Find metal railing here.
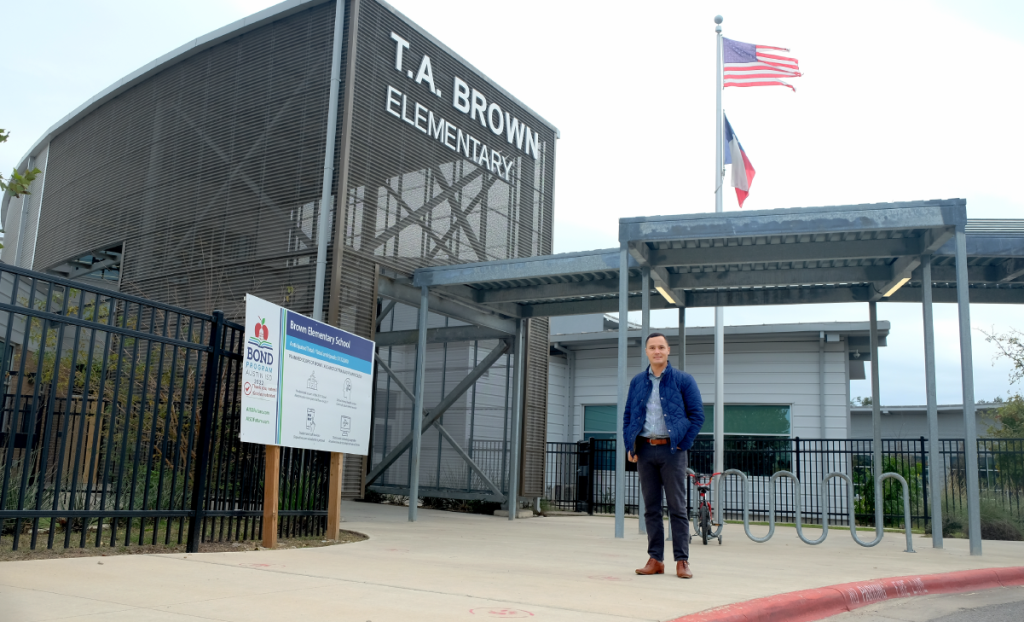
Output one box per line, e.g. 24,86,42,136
545,437,1024,531
0,264,329,552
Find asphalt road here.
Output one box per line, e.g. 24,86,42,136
821,585,1024,621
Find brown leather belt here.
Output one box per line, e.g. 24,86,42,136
640,437,669,446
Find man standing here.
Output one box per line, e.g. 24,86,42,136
624,332,705,579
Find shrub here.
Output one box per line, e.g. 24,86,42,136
853,456,924,527
934,482,1024,541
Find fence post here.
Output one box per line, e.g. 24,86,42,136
587,440,596,515
920,436,928,532
187,311,224,554
794,436,801,480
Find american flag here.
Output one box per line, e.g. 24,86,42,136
723,37,801,91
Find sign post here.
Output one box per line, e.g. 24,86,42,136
327,453,345,539
241,294,374,546
262,446,280,548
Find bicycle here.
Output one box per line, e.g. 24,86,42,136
688,472,722,545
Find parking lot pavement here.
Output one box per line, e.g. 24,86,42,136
2,501,1023,622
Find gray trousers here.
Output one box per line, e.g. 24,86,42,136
636,442,689,561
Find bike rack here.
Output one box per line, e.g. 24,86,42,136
696,469,915,552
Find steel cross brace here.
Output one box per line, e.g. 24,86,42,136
375,300,397,330
365,340,511,496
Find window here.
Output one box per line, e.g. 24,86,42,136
692,405,791,476
583,405,623,472
585,404,792,438
697,404,791,437
583,405,616,441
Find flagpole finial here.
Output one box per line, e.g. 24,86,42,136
715,15,722,33
714,15,723,24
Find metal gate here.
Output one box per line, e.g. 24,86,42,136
0,264,329,552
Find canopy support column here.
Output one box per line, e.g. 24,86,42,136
667,306,685,543
954,227,982,555
921,253,942,548
507,318,526,520
409,285,429,521
869,301,883,535
639,266,650,534
615,245,628,538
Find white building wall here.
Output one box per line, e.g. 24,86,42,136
546,335,850,443
850,409,1000,439
547,356,567,442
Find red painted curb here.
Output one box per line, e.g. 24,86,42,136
670,566,1024,622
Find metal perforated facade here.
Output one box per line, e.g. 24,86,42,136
9,0,556,500
34,3,339,319
331,0,555,497
335,0,555,273
521,317,550,496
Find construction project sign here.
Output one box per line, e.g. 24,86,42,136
239,294,374,455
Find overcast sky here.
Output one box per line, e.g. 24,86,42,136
3,0,1022,407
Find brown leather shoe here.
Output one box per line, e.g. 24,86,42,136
676,560,693,579
635,558,665,575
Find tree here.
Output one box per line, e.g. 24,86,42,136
0,128,42,198
979,328,1024,495
987,394,1024,438
981,327,1024,387
981,327,1024,433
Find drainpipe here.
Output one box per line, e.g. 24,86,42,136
819,331,826,438
313,0,347,322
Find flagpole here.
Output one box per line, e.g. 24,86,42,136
713,15,725,524
715,15,724,216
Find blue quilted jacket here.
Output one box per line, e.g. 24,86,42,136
622,361,705,454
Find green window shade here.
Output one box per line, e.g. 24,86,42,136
699,405,791,436
584,405,617,433
699,407,714,435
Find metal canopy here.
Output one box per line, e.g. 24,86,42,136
398,199,1023,550
409,200,1024,323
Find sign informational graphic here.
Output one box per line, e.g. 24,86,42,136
240,294,374,455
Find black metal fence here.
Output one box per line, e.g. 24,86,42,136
0,264,329,552
545,437,1024,531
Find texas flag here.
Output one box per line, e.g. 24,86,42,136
723,114,755,208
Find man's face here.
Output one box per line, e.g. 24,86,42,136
646,336,670,367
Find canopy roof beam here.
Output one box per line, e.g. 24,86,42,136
377,275,517,333
628,242,682,306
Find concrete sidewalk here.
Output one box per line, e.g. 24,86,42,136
2,501,1022,622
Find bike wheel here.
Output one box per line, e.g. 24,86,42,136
699,505,710,545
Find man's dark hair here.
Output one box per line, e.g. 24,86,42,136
645,332,669,346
